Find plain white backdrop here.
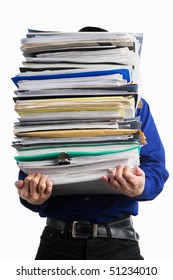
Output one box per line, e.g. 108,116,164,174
0,0,172,261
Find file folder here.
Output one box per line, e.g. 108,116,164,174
12,68,131,88
11,28,144,196
16,144,140,195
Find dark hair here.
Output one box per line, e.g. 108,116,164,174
78,26,112,46
78,26,108,32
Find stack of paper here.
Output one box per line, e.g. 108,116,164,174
11,29,145,195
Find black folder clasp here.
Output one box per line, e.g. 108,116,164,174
57,152,71,165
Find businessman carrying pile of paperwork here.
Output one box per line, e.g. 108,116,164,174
14,26,169,260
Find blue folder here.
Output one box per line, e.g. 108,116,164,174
11,68,131,88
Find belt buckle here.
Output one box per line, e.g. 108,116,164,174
72,221,98,238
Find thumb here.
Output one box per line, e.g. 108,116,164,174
131,167,144,176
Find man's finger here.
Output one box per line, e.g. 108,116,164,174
15,180,24,189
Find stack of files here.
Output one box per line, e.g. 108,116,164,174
11,29,146,195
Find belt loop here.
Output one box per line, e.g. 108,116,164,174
92,224,98,238
62,221,71,238
103,223,112,239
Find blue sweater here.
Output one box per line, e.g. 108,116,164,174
18,98,169,223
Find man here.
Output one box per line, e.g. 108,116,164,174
15,27,169,260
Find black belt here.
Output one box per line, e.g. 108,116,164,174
46,216,139,241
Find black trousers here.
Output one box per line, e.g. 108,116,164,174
35,226,144,260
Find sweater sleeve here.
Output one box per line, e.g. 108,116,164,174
135,98,169,201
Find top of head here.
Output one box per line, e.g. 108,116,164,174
78,26,108,32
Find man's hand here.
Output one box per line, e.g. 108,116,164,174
15,173,53,205
102,165,145,197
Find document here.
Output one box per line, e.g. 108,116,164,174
14,128,146,145
16,144,140,194
21,30,143,55
13,117,141,134
11,28,144,196
14,95,136,120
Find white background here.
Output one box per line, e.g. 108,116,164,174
0,0,172,261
